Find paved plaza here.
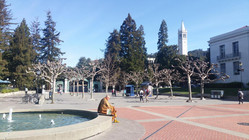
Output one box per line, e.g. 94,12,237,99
0,91,249,140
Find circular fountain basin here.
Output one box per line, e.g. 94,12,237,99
0,109,112,140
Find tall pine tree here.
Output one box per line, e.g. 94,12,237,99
156,45,179,69
105,29,121,64
0,0,13,79
7,19,36,89
30,18,41,63
40,11,64,63
119,13,147,72
157,20,168,50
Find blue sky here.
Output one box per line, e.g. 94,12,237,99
9,0,249,67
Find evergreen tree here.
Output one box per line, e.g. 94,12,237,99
156,45,178,69
0,0,13,79
134,25,147,69
40,11,64,63
76,57,91,68
119,13,147,72
104,29,121,64
157,20,168,50
30,18,41,63
7,19,36,89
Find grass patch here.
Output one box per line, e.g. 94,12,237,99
157,87,245,97
0,88,19,93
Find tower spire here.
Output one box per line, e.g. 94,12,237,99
181,21,186,31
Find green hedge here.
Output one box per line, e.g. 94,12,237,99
205,82,243,88
0,88,19,93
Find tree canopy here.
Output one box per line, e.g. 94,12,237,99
40,11,64,63
0,0,13,79
119,13,147,73
6,19,35,89
157,20,168,50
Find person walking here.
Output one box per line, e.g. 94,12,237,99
238,89,244,104
139,89,144,102
145,88,149,102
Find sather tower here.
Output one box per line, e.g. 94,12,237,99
178,21,188,55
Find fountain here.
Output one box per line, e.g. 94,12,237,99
2,113,6,119
50,119,55,125
7,108,13,122
0,109,112,140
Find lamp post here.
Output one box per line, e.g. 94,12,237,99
36,70,41,94
239,62,244,88
13,80,15,88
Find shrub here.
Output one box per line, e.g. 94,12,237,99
205,82,242,88
0,88,19,93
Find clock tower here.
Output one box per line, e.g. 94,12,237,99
178,21,188,55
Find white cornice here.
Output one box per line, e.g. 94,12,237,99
208,26,249,44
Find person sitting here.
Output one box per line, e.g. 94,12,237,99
97,95,119,123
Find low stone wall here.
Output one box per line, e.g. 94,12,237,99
0,109,112,140
0,91,36,97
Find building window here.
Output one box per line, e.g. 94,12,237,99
232,41,239,56
220,63,226,74
179,34,182,38
219,45,225,59
233,61,240,75
183,34,186,38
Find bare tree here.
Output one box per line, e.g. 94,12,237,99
147,64,165,99
64,67,76,96
118,71,129,94
27,59,66,103
193,60,229,100
100,54,120,93
87,60,104,100
75,66,88,99
174,57,195,102
127,71,144,96
162,69,181,97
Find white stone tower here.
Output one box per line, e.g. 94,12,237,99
178,21,188,55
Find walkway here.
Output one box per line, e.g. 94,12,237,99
0,92,248,140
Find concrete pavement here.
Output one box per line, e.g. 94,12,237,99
0,91,248,140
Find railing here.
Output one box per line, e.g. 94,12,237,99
217,52,241,61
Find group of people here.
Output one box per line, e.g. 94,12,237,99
97,88,244,124
139,88,150,102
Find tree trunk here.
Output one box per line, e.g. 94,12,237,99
105,84,109,93
82,80,85,99
77,81,79,96
51,79,56,104
187,74,192,102
200,79,205,100
73,81,75,96
169,81,173,97
155,83,159,99
90,78,94,99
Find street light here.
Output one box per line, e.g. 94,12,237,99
239,62,244,88
36,70,41,94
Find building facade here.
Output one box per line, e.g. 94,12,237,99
209,26,249,86
178,21,188,55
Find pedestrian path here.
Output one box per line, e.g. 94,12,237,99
0,92,248,139
115,103,249,140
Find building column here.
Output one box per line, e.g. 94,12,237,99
64,78,68,93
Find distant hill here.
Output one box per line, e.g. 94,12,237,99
188,49,209,61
